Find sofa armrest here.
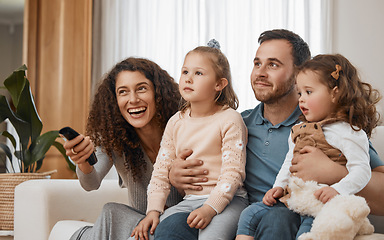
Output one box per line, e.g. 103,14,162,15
371,126,384,161
368,215,384,234
14,179,127,240
369,126,384,234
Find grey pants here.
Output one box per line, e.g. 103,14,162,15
71,196,248,240
70,202,148,240
158,196,248,240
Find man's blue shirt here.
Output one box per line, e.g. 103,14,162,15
242,103,383,204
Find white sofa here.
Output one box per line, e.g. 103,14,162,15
13,179,127,240
12,126,384,240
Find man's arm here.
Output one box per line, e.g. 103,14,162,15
290,146,347,184
290,146,384,215
357,166,384,215
169,149,208,194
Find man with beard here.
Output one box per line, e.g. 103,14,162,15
155,29,384,240
236,29,309,239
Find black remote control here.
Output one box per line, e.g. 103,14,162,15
59,127,98,165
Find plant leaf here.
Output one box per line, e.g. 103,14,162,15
1,130,17,149
0,143,13,163
0,143,15,173
29,130,61,166
4,65,27,107
0,95,32,149
34,157,44,172
15,149,30,172
15,80,43,143
52,141,76,172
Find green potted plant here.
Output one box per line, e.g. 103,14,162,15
0,64,75,173
0,65,75,230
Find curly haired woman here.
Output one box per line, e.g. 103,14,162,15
63,57,183,240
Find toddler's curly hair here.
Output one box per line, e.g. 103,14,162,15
298,54,381,137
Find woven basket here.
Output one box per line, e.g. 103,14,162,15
0,170,57,230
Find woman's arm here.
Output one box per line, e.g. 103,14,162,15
63,134,114,191
76,146,113,191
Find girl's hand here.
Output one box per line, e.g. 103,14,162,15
314,186,339,203
263,187,284,206
187,204,216,229
131,211,160,240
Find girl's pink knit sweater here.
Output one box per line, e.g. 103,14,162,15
147,106,247,214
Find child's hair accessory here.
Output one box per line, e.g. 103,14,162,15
207,39,221,49
331,64,342,80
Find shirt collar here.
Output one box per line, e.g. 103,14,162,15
254,103,301,127
253,103,265,125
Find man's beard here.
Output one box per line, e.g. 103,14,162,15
253,74,296,104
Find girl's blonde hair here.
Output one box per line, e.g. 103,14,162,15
180,46,239,112
298,54,381,137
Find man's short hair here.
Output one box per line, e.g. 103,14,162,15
258,29,311,67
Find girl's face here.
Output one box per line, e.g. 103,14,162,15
115,71,157,129
296,70,338,122
179,52,221,105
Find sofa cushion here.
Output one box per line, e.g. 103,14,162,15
48,220,93,240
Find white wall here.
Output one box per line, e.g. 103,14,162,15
332,0,384,122
1,1,383,120
0,23,23,95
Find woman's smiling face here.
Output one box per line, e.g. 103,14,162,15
115,70,157,129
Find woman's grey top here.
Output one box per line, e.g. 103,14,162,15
76,146,182,213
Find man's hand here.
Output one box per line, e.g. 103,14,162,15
187,204,216,229
290,146,347,184
263,187,284,206
169,149,208,193
131,211,160,240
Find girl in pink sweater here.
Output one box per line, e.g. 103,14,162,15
131,39,248,240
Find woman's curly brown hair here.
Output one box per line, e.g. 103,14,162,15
86,57,180,179
298,54,381,137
